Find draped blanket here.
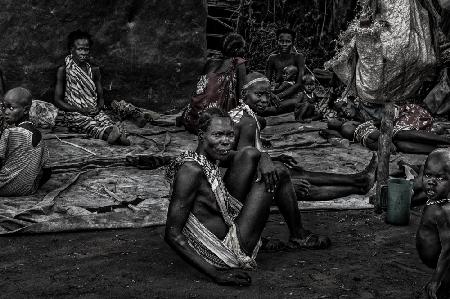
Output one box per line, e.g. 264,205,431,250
64,55,97,111
166,151,259,269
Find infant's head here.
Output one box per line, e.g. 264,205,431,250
282,65,298,82
302,74,316,93
422,149,450,202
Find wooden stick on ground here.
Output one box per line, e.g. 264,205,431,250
375,101,395,213
55,135,96,156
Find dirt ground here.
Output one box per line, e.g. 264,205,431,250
1,209,449,299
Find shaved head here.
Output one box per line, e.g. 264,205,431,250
426,148,450,168
4,87,32,108
284,65,298,74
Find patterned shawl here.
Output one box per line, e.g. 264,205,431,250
228,101,265,152
166,151,254,269
64,55,97,111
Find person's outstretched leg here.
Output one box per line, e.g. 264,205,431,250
395,130,450,145
272,162,331,248
299,185,365,201
262,98,298,116
290,153,377,187
226,149,330,253
319,129,344,139
394,141,437,155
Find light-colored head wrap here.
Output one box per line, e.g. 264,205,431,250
242,72,270,91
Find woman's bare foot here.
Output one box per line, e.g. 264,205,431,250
356,153,378,193
288,231,331,250
107,126,121,145
119,133,131,146
349,153,377,193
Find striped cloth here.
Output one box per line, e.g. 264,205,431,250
64,54,97,111
63,110,115,140
0,127,49,196
62,54,116,140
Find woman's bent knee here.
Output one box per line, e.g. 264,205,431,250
274,162,291,180
239,146,261,162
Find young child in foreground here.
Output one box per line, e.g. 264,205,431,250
294,74,322,122
0,87,51,196
416,149,450,299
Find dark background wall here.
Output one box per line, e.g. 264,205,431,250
0,0,207,112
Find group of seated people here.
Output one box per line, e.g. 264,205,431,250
167,74,450,297
0,27,448,297
0,30,160,196
173,29,450,296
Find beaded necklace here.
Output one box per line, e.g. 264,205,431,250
426,198,450,206
18,121,33,126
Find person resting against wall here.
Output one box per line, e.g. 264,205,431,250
165,108,330,286
415,149,450,299
181,33,247,134
320,105,450,155
228,72,377,201
54,30,157,145
264,28,305,115
0,87,51,196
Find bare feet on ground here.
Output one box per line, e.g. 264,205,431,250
107,125,121,145
119,133,131,146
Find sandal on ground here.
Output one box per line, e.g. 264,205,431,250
287,231,331,250
260,237,287,252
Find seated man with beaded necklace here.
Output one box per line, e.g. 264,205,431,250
165,108,330,286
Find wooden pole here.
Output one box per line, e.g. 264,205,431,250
375,101,395,213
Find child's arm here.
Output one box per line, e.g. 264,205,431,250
427,210,450,298
273,82,291,94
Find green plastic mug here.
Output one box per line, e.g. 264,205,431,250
386,178,414,225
